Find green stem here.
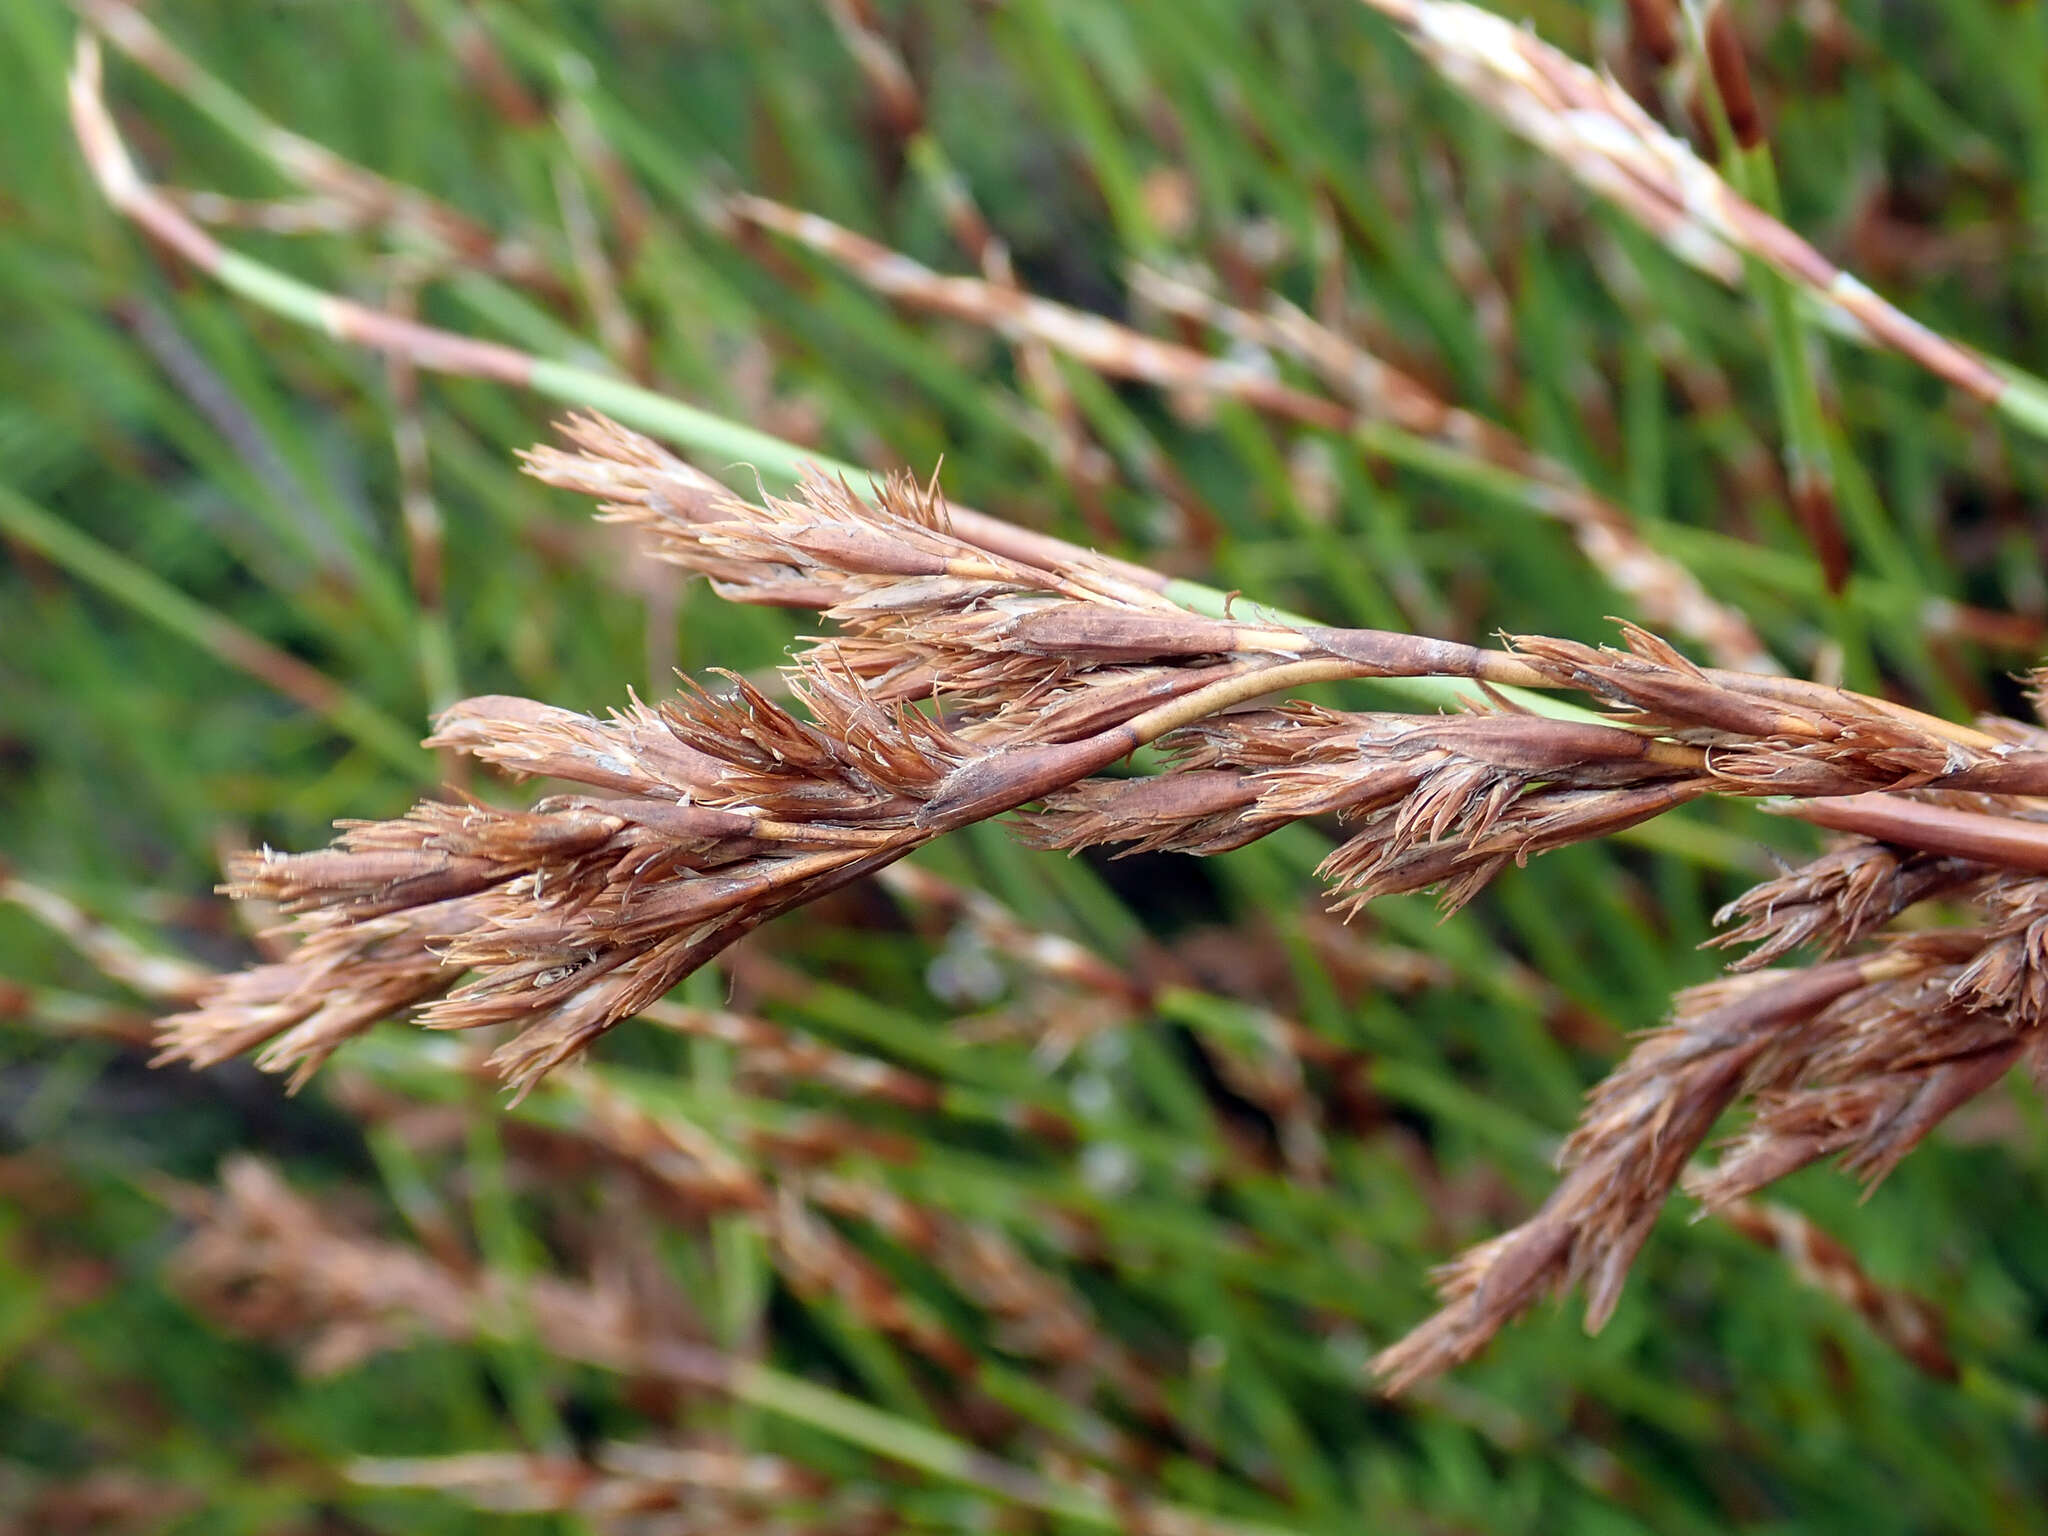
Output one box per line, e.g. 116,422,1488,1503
216,241,1612,726
0,482,425,774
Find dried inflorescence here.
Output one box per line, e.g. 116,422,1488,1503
161,415,1556,1096
172,1152,1252,1535
1372,953,1915,1388
1022,703,1709,914
58,0,2048,1447
163,415,2048,1391
1376,868,2048,1387
1028,620,2048,933
1709,842,1989,969
170,1155,657,1378
163,678,946,1096
723,190,1779,675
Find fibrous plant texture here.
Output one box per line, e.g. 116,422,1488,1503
162,410,2048,1388
15,0,2048,1529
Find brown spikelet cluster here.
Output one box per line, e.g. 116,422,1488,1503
159,413,2048,1392
169,1155,645,1377
46,0,2048,1502
1026,622,2048,918
169,1150,1249,1534
159,414,1550,1097
720,191,1778,675
1374,887,2048,1389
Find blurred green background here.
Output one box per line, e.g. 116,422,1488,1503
5,0,2048,1530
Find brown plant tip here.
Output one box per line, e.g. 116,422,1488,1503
1377,875,2048,1390
1372,955,1910,1392
1621,0,1680,68
1719,1201,1956,1382
1710,841,1987,970
1509,624,2048,796
1701,1,1766,151
155,410,2048,1400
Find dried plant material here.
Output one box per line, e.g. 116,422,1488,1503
719,194,1352,433
1373,952,1939,1390
175,1159,1258,1536
1130,265,1779,674
170,418,1633,1092
519,414,1183,658
555,1072,982,1377
1710,841,1986,969
1773,794,2048,873
1687,885,2048,1204
68,36,545,389
350,1443,838,1531
1028,621,2048,923
0,867,210,1004
1380,889,2048,1389
163,413,2048,1390
1718,1201,1954,1381
1352,0,2033,421
174,677,960,1097
51,0,2048,1483
158,897,495,1089
726,191,1775,671
78,12,2048,1393
73,0,559,292
363,1028,1162,1417
173,1156,608,1375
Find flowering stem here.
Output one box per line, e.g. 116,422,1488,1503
67,32,1615,734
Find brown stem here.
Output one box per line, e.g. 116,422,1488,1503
1772,795,2048,873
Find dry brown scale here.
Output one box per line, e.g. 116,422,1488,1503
154,414,2048,1389
51,0,2048,1429
174,1153,1243,1533
723,192,1777,675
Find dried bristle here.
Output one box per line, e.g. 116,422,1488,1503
166,414,2048,1393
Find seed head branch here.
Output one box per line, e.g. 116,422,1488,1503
160,406,2048,1392
723,192,1775,672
